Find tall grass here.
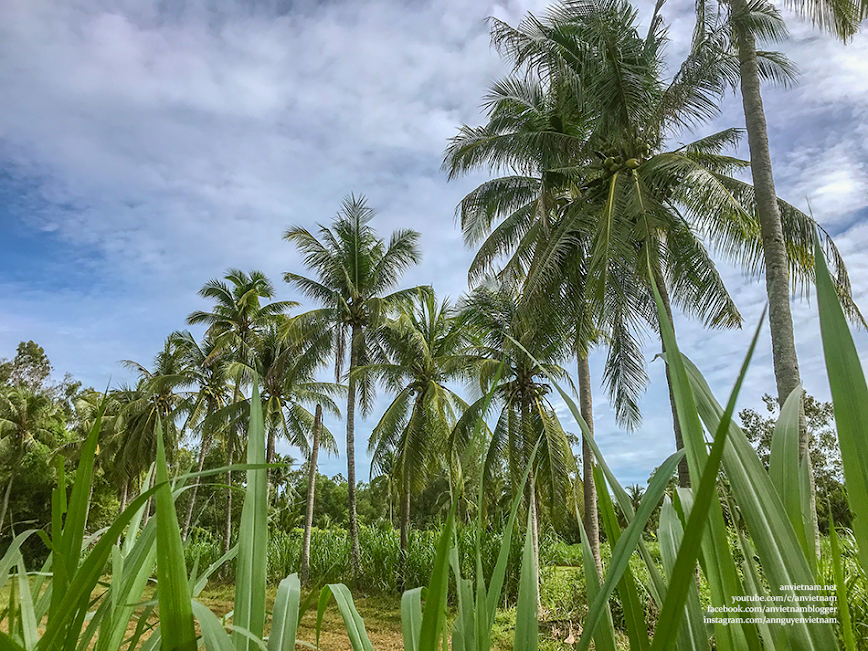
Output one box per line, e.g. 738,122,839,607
2,235,866,651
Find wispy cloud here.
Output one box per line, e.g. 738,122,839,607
1,0,867,484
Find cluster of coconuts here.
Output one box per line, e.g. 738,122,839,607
601,141,652,175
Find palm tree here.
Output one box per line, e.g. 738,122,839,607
449,0,859,495
694,0,864,545
0,386,62,534
169,330,233,540
283,194,422,573
230,320,341,487
187,269,295,555
118,339,187,524
355,290,474,587
454,284,577,595
300,403,323,587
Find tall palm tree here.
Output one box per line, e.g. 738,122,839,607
694,0,864,543
0,386,62,533
355,290,474,587
187,269,295,555
169,330,233,540
283,194,422,573
449,0,859,496
454,284,577,593
118,339,187,524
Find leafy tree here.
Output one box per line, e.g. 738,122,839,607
283,194,422,573
0,386,64,533
1,341,53,391
740,393,850,532
187,269,294,554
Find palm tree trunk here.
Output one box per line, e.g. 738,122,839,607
732,0,818,550
0,475,14,535
182,430,211,540
346,324,362,575
120,479,129,514
520,399,541,613
651,260,691,488
577,354,603,577
301,404,323,587
398,468,411,593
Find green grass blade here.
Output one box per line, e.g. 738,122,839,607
0,532,40,593
575,497,616,651
317,584,374,651
448,545,474,651
15,557,37,651
0,630,27,651
191,546,239,598
798,458,818,575
268,573,301,651
192,600,234,651
649,306,763,651
154,417,197,651
513,506,538,651
684,354,837,650
575,450,684,651
593,467,649,651
814,236,868,571
401,588,424,651
234,379,269,651
828,512,855,651
769,385,811,562
418,500,457,651
657,498,709,651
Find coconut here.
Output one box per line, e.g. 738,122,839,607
626,158,640,169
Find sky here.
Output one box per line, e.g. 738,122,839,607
2,0,868,488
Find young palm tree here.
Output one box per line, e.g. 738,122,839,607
0,386,62,533
300,403,323,587
118,339,187,524
283,194,422,573
355,290,473,587
187,269,294,554
168,330,233,540
454,284,577,594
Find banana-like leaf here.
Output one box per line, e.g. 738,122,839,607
154,418,197,651
234,380,269,651
814,235,868,571
268,574,301,651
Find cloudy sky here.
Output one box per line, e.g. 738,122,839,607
2,0,867,487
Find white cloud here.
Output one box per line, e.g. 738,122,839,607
1,0,868,485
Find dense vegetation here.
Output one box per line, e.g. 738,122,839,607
2,0,868,650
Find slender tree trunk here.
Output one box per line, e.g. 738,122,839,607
182,430,211,540
651,261,691,488
577,354,603,577
520,399,541,612
120,479,129,514
0,475,14,535
301,404,323,587
732,0,818,550
346,324,362,575
398,469,411,593
224,383,242,558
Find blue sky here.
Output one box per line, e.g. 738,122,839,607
2,0,868,487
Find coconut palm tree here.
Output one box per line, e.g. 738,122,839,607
229,320,341,485
300,403,323,587
0,386,63,534
355,290,474,587
118,339,187,524
454,284,577,597
187,269,295,554
169,330,233,540
283,194,422,573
